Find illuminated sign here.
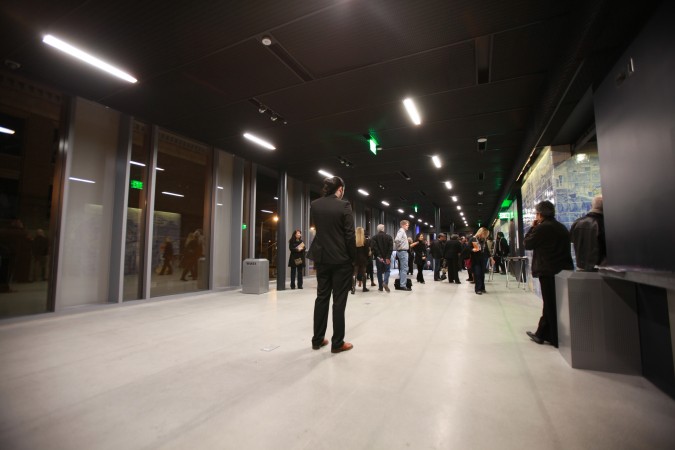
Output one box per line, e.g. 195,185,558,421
130,180,143,190
242,224,247,230
499,212,513,219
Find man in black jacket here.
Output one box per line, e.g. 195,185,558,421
371,224,394,292
430,233,447,281
493,231,509,274
308,176,356,354
524,200,574,347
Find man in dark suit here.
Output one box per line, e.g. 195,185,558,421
524,200,574,348
308,176,356,354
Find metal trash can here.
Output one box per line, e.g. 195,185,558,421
242,259,269,294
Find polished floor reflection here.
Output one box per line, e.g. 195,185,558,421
1,271,674,449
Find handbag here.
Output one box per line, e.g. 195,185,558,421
294,257,303,266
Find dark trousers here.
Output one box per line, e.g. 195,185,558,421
433,258,442,280
313,263,352,350
416,261,425,282
494,255,506,274
448,258,460,283
290,265,303,288
473,259,485,292
535,275,558,347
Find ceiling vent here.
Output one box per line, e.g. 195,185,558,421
478,172,485,181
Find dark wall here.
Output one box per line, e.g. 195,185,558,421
594,2,675,271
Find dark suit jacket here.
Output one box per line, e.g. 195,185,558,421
308,194,355,264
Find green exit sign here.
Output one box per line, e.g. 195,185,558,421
242,223,247,230
499,212,513,219
130,179,143,190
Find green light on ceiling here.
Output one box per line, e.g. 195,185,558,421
501,199,512,208
130,179,143,190
242,223,247,230
414,204,419,213
368,137,378,155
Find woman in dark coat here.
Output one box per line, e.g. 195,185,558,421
443,234,462,284
470,227,492,295
288,229,305,289
411,232,427,283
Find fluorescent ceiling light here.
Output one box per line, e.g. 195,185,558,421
381,201,390,206
358,189,369,196
417,219,422,223
431,155,441,168
318,169,334,177
424,222,428,225
155,167,164,171
161,191,184,197
130,160,145,167
69,177,95,184
451,196,458,202
0,126,16,135
260,210,274,214
477,137,488,143
430,225,434,228
398,209,404,213
42,35,137,83
445,181,452,189
460,212,464,216
217,186,224,190
403,98,421,125
274,196,278,200
457,206,461,210
216,203,223,206
243,132,276,150
409,214,414,219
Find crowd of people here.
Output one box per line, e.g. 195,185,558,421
304,176,605,356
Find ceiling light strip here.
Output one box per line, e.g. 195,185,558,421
42,35,137,83
243,132,276,150
402,98,421,125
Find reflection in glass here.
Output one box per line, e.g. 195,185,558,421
150,130,210,297
123,121,151,300
0,104,57,317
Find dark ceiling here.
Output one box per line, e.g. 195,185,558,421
0,0,662,231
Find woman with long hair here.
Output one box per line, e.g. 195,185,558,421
288,229,305,289
470,227,492,295
411,232,427,283
352,227,369,293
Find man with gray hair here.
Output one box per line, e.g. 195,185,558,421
570,195,606,271
370,224,393,292
393,220,411,290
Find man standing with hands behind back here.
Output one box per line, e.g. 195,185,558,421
524,200,574,348
308,176,356,354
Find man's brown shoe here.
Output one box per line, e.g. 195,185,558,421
312,339,329,350
331,342,353,354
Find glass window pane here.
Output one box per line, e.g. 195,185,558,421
123,121,151,301
0,104,60,317
151,130,210,297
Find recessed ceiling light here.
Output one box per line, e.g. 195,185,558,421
129,161,145,167
260,209,273,213
398,209,404,213
457,206,461,210
261,36,272,46
402,98,421,125
424,222,428,225
161,191,184,197
42,34,137,83
409,214,414,219
381,201,390,206
477,137,487,143
445,181,452,189
358,189,369,196
451,196,458,202
431,155,441,168
460,212,464,216
69,177,95,184
318,169,334,177
243,132,275,150
0,126,16,135
417,219,422,223
217,186,224,190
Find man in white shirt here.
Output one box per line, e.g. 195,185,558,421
394,220,411,290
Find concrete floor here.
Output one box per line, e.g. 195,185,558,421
1,270,674,449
